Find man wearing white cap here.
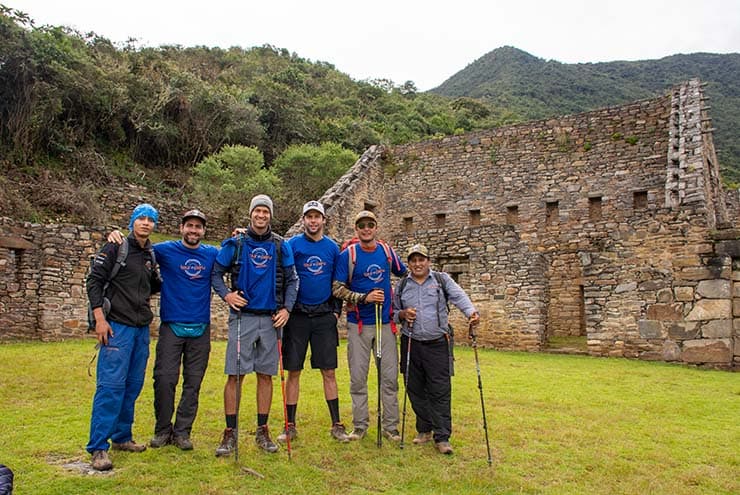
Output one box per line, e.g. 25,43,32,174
278,201,350,444
211,194,299,455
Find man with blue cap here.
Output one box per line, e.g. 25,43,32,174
86,203,162,471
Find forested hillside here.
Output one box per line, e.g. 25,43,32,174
2,6,737,229
0,7,500,228
432,46,740,183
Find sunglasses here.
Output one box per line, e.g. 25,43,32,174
356,222,376,229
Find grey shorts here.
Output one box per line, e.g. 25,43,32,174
224,312,278,376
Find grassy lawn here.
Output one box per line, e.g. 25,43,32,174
0,339,737,494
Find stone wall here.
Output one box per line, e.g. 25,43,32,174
0,218,231,341
308,79,738,369
3,80,737,369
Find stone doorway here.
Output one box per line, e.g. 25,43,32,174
545,253,588,353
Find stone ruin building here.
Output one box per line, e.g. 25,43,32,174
293,78,739,369
1,79,738,369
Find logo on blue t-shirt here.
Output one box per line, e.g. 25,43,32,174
250,248,272,268
305,255,326,274
181,258,207,278
364,263,385,282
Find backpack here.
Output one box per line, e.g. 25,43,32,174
87,238,158,331
343,238,398,333
87,239,129,331
397,270,456,375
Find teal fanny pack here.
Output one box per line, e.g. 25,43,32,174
169,322,207,338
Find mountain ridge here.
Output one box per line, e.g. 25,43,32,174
430,47,740,182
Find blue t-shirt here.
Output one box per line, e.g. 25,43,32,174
215,235,295,311
154,240,218,324
287,234,339,306
334,242,406,324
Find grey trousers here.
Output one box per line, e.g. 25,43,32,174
346,322,399,432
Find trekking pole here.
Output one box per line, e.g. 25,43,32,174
235,309,241,463
375,302,383,448
469,322,492,466
276,326,292,460
399,319,413,449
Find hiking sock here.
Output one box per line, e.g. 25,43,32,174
287,404,297,424
327,398,340,424
226,415,237,429
257,413,269,427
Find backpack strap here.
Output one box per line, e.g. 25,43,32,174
106,238,129,290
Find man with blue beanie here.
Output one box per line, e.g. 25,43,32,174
212,194,299,455
86,203,162,471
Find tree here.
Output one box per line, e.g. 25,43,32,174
272,142,357,230
191,145,280,229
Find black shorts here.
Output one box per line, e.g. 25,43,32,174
282,312,338,371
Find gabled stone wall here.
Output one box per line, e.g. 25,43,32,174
300,79,738,369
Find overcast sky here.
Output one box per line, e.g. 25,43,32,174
7,0,740,91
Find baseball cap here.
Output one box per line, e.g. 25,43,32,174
182,209,207,225
407,243,429,259
354,210,377,225
302,200,325,217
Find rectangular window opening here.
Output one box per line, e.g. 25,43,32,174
469,209,481,226
506,205,518,225
588,196,602,221
633,191,648,210
403,217,413,234
435,213,446,228
546,201,559,225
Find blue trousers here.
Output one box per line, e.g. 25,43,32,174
87,321,150,453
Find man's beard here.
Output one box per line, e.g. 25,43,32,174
183,234,200,247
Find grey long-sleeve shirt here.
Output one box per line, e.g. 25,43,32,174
392,270,477,341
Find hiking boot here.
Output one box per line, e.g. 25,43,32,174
347,428,366,441
382,429,402,442
412,431,433,445
276,422,297,443
149,431,172,448
173,435,193,451
330,422,350,442
111,440,147,452
255,425,279,453
215,428,236,457
436,441,453,455
91,450,112,471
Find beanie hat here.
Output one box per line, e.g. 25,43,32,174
128,203,159,230
249,194,274,217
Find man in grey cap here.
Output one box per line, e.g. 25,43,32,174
211,194,299,455
392,243,479,455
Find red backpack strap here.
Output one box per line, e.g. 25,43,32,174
346,244,362,333
376,240,399,334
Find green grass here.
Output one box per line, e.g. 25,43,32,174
546,335,588,351
0,340,737,494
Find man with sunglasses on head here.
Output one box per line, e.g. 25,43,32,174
332,211,407,442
